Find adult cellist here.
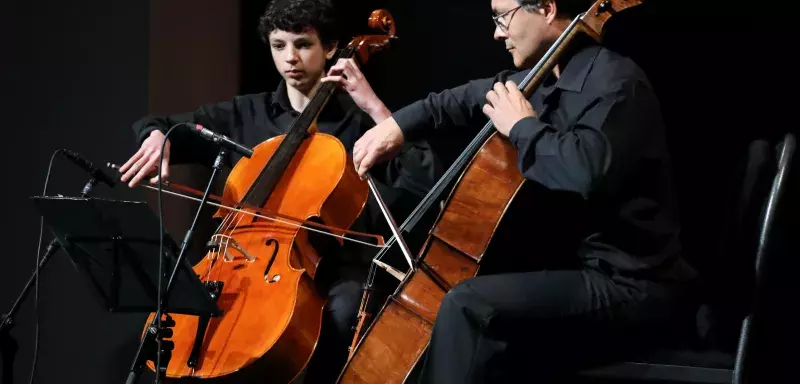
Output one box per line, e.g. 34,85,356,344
353,0,698,381
118,0,437,381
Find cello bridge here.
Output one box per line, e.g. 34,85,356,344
210,234,256,262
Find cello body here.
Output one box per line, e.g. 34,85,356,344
145,133,367,382
339,133,523,383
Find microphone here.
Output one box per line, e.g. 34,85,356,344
186,123,254,158
60,149,116,188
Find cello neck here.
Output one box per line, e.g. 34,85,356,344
286,46,358,138
517,15,586,97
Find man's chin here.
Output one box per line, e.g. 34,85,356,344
286,77,305,87
509,52,526,69
286,77,314,92
515,53,543,70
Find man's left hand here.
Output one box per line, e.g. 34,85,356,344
482,80,536,137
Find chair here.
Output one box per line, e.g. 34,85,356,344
578,132,796,383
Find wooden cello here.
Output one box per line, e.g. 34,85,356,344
338,1,643,382
139,10,398,382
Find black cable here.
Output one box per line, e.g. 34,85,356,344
28,149,61,384
155,123,187,380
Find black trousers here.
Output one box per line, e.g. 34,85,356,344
300,264,366,384
417,267,692,383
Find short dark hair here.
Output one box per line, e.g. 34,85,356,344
519,0,591,20
258,0,339,46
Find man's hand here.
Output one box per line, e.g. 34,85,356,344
321,58,391,122
119,129,171,187
352,117,405,179
482,80,536,137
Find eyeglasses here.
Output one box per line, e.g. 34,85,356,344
491,5,522,32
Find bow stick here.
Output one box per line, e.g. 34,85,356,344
107,163,386,248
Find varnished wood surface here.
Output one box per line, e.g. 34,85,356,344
144,133,367,381
422,239,480,289
432,133,525,260
581,0,643,40
395,239,479,323
339,136,524,383
338,299,433,384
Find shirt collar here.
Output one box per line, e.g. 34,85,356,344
269,79,294,113
267,78,353,120
551,43,602,93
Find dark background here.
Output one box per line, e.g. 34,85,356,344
2,0,798,383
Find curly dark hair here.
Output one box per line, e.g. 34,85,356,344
258,0,340,46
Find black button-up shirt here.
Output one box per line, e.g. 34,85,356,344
393,43,696,281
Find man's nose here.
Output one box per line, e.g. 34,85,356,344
494,25,508,40
284,47,299,62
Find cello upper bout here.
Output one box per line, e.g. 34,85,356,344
210,132,368,242
212,135,287,220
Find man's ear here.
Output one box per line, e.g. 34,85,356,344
325,40,339,60
541,0,559,24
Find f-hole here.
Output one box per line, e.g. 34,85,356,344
263,238,280,283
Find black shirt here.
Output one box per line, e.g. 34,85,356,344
392,43,696,281
131,80,441,266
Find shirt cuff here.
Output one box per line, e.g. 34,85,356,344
508,116,548,149
133,124,161,146
391,100,428,142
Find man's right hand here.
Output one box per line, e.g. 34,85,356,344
352,116,405,179
119,130,171,187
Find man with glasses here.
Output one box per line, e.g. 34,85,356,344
351,0,698,382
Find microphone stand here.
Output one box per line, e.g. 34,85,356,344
125,147,226,384
0,177,99,384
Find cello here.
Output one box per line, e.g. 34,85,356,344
137,10,399,383
338,1,643,382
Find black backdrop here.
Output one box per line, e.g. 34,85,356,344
2,0,798,383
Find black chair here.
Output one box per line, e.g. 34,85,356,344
578,132,796,383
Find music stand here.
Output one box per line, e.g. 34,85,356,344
30,196,222,382
31,196,220,317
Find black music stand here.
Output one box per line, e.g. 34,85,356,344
30,196,222,382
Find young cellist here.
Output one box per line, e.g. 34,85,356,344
352,0,698,382
118,0,437,381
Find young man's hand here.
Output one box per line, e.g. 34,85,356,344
322,58,391,123
119,129,171,187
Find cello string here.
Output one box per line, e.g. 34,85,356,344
209,208,234,269
214,45,356,246
140,185,385,248
222,210,249,263
216,178,245,264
